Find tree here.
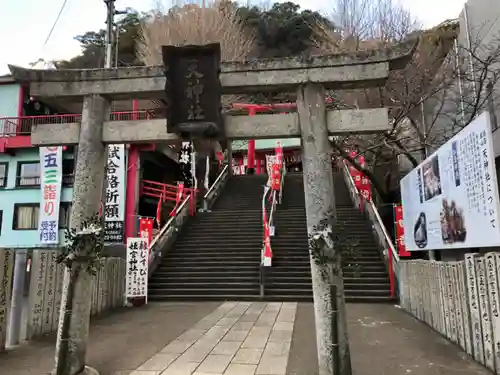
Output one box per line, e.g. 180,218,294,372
54,9,144,69
237,2,334,57
311,1,462,203
51,2,333,69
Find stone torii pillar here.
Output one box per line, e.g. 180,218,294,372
56,94,109,375
9,40,415,375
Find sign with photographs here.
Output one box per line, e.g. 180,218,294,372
104,145,126,244
162,43,223,137
38,147,63,245
400,111,500,250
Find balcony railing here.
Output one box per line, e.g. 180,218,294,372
0,109,164,137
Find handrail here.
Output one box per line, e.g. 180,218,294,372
148,164,230,275
201,164,229,211
204,164,228,199
148,195,190,254
268,161,286,229
341,162,399,261
341,161,399,297
268,190,277,230
278,163,286,204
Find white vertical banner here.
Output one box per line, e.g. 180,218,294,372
38,147,63,245
126,237,148,301
104,145,126,244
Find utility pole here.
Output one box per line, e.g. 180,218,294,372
104,0,127,68
104,0,115,68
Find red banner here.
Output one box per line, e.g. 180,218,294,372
359,175,371,201
216,151,224,169
271,142,283,191
169,182,185,217
262,208,272,264
394,204,411,257
139,217,154,246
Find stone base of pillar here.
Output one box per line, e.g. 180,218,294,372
51,366,100,375
246,167,255,175
81,366,100,375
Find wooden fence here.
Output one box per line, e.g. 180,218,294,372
0,250,126,352
400,254,500,373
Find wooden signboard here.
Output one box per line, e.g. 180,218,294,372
163,43,223,138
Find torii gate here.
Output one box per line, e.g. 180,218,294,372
9,39,415,375
231,99,335,173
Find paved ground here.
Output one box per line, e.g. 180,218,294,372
0,302,492,375
288,303,491,375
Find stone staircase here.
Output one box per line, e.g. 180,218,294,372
267,172,392,302
149,172,392,302
148,175,266,300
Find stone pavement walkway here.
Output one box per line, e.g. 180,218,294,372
130,302,295,375
0,301,493,375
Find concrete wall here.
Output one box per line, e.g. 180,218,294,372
0,83,21,118
0,148,74,248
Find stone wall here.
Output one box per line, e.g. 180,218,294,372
0,250,125,351
400,254,500,373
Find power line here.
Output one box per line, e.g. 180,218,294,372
43,0,71,45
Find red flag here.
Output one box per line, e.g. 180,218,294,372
169,182,185,217
262,208,272,260
156,194,162,227
394,204,411,257
139,217,153,246
216,151,224,169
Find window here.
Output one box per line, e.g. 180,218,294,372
0,211,3,235
59,203,72,228
62,159,75,186
16,162,40,187
0,163,7,188
13,203,72,230
13,204,39,229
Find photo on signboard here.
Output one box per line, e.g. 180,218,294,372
440,198,467,244
422,156,442,201
413,212,428,248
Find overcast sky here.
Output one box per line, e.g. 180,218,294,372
0,0,466,75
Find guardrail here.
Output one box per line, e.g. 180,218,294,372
147,164,230,276
340,161,399,297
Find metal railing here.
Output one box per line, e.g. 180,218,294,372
0,110,164,137
340,161,399,298
260,162,286,297
268,163,286,231
202,164,229,211
147,164,230,276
